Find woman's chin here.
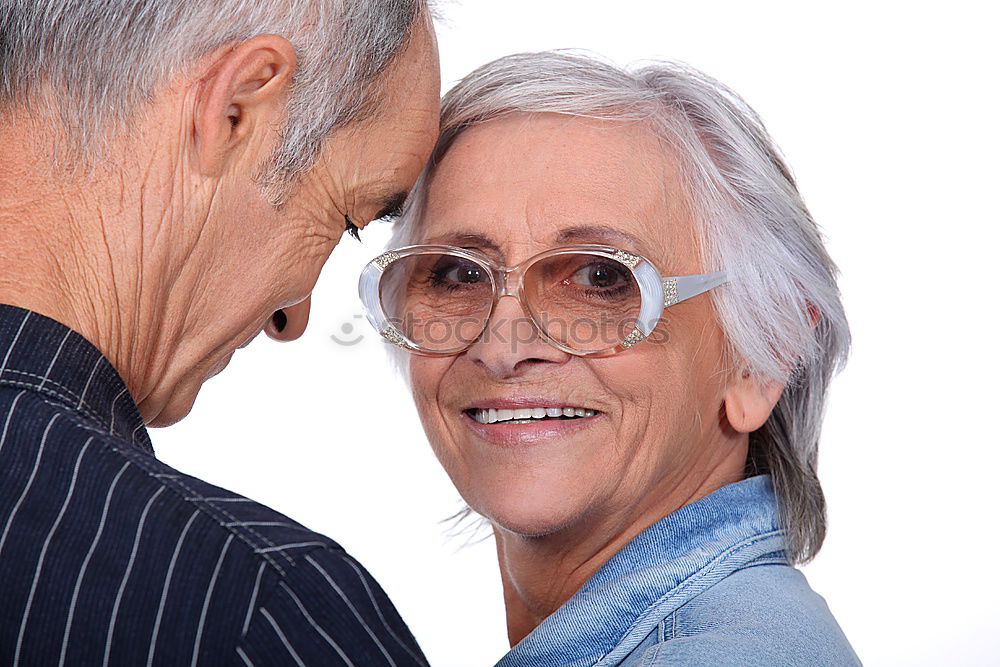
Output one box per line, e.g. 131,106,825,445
475,488,590,539
490,515,573,539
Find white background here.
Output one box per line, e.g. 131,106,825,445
157,2,1000,665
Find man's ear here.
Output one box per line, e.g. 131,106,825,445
724,368,785,434
192,34,297,176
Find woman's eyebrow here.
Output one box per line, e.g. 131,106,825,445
423,232,502,253
554,225,647,252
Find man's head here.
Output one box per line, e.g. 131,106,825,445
1,0,431,189
0,1,441,425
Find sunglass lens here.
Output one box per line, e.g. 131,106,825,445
523,253,641,353
379,253,493,352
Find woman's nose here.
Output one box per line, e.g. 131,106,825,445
265,296,311,342
465,296,570,378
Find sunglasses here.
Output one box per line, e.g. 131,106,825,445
359,244,727,356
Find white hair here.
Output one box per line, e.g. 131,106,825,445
392,51,850,564
0,0,428,192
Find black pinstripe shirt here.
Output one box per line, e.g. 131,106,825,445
0,304,428,666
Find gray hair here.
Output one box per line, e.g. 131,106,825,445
393,51,850,564
0,0,427,193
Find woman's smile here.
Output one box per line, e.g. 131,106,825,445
459,397,605,447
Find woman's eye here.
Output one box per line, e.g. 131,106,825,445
569,262,625,288
433,259,486,285
448,263,484,283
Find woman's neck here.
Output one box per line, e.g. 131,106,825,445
494,459,748,646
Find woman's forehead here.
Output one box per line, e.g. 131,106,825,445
418,113,699,267
418,226,650,260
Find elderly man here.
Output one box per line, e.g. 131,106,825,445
0,1,438,664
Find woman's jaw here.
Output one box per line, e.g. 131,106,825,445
407,113,746,543
433,376,625,537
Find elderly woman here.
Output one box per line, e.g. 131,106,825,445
360,52,859,665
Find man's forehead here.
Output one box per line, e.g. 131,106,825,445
374,13,440,122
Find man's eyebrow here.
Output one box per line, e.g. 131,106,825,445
554,225,648,253
373,191,409,220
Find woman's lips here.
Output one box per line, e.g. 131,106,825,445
460,408,604,448
468,406,598,424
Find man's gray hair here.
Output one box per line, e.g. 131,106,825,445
0,0,427,193
393,51,850,564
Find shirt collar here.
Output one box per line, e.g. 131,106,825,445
0,304,153,453
498,475,786,667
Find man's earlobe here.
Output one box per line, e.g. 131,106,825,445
724,369,785,434
192,34,297,176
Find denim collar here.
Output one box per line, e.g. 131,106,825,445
0,304,153,453
497,474,787,667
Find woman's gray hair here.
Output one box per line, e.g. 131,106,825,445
0,0,428,195
393,51,850,564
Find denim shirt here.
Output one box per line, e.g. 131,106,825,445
497,475,860,667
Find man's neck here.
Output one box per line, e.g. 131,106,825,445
0,119,168,412
1,198,137,394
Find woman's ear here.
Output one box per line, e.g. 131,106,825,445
724,369,785,433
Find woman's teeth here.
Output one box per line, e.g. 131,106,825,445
470,407,598,424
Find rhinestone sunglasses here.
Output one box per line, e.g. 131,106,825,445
359,244,727,356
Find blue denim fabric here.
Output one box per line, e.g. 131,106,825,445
497,475,860,667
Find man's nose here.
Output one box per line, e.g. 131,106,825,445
265,296,311,342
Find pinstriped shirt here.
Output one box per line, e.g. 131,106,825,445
0,304,428,666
